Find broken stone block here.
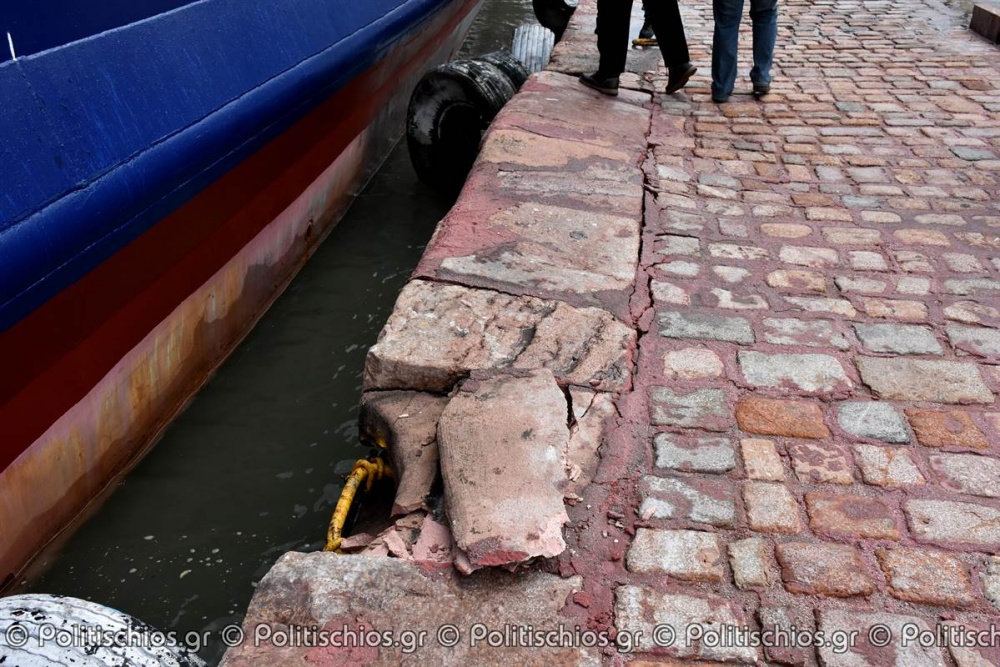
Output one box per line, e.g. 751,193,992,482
360,391,447,516
564,387,616,495
337,533,376,553
438,370,570,573
853,445,925,488
364,280,634,393
905,499,1000,550
946,323,1000,359
759,606,813,666
220,552,599,666
729,537,771,589
738,351,853,395
837,401,910,444
654,433,736,473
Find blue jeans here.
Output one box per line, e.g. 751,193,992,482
711,0,778,99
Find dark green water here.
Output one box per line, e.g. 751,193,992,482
21,0,535,663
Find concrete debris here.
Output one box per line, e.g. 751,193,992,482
338,533,376,552
360,512,454,568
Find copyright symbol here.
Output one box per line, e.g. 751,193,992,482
4,623,29,649
437,624,460,648
221,625,245,647
652,624,676,647
868,624,892,648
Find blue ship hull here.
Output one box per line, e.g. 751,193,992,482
0,0,481,586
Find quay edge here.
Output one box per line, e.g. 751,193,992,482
220,0,659,662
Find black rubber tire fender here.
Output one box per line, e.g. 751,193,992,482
406,59,517,196
476,50,531,90
532,0,576,40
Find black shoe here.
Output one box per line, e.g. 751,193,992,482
665,63,697,94
579,71,620,96
753,81,771,96
712,95,729,103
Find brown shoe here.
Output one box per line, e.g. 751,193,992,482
666,63,697,94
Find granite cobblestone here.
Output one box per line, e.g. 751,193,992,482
482,0,1000,660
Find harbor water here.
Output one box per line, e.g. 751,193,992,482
20,0,534,663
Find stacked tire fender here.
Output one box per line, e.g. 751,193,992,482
406,50,529,196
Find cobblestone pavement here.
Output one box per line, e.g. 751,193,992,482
558,0,1000,664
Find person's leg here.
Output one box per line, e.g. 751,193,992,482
749,0,778,89
596,0,635,75
582,0,634,94
644,0,691,69
712,0,744,101
645,0,696,93
639,0,655,40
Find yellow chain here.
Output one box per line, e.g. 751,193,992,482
323,457,393,552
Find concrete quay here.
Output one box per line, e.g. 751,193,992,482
222,0,1000,664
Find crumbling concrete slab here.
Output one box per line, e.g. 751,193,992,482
438,370,570,573
359,391,447,516
364,280,634,393
220,552,600,666
564,388,617,496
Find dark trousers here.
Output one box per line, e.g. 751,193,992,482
596,0,690,75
